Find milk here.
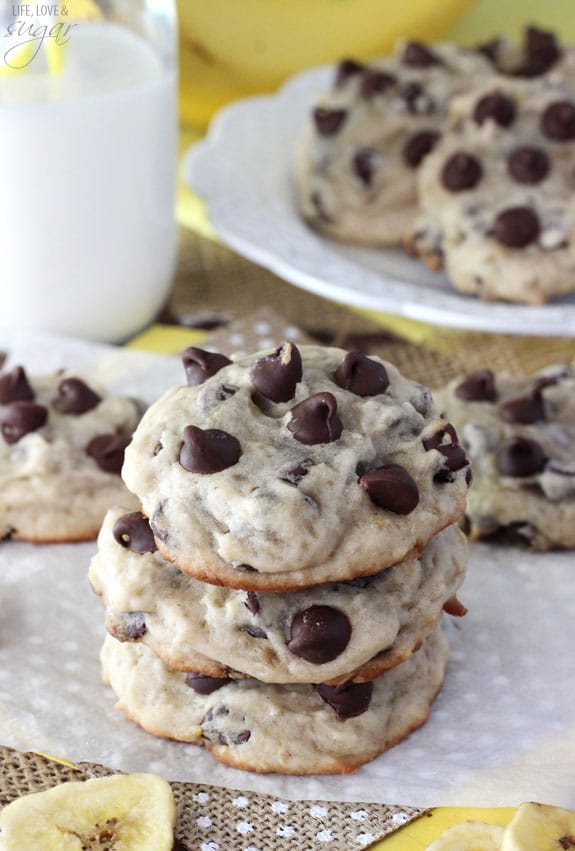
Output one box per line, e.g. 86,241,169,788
0,22,177,342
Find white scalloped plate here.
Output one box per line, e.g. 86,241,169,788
183,65,575,337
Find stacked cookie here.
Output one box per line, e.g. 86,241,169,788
296,27,575,304
0,365,140,542
91,344,471,774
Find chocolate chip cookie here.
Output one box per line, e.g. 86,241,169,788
295,41,493,246
90,507,467,684
0,366,140,541
408,78,575,303
437,364,575,549
101,626,449,775
122,344,470,590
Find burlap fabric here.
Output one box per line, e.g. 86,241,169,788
0,746,425,849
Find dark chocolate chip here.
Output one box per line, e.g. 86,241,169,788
287,605,351,664
53,377,101,414
316,680,374,720
507,146,550,184
216,384,238,401
181,346,232,387
113,512,157,554
399,81,431,114
423,424,468,472
0,401,48,444
335,58,364,88
496,436,547,477
250,342,302,403
455,369,497,402
280,458,313,485
0,366,34,404
288,392,343,445
110,612,147,641
360,69,396,98
475,37,502,64
441,152,483,192
492,207,540,248
541,100,575,141
401,41,440,68
473,91,516,127
179,425,241,473
359,464,419,514
499,394,545,424
242,624,267,639
352,147,379,186
244,591,260,615
313,107,347,135
519,26,561,77
236,563,258,573
186,673,229,695
465,467,473,486
482,521,538,547
334,351,389,397
85,433,131,474
403,130,440,168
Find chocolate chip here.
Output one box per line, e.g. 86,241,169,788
359,464,419,514
186,673,229,695
280,458,313,485
242,624,267,639
181,346,231,387
475,37,501,65
455,369,497,402
473,91,516,127
288,392,343,445
403,130,440,168
334,351,389,397
86,433,131,474
113,512,157,554
316,680,373,720
492,207,540,248
250,342,302,403
443,595,467,617
499,394,545,424
0,366,34,404
399,81,431,114
244,592,260,615
423,424,468,474
401,41,440,67
179,425,241,473
0,401,48,444
313,107,347,135
335,58,364,88
360,69,396,98
53,377,101,414
236,563,258,573
541,100,575,141
287,606,351,664
520,26,561,77
496,436,547,477
216,384,237,401
352,148,379,185
110,612,146,641
508,146,550,184
441,152,483,192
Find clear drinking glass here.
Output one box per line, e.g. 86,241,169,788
0,0,178,342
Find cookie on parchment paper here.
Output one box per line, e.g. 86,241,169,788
0,366,140,542
101,626,449,775
122,344,470,590
437,364,575,550
91,508,467,685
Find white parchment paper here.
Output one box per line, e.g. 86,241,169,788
0,332,574,808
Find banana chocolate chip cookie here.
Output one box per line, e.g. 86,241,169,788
408,78,575,303
91,508,467,684
295,40,494,246
101,626,449,775
0,365,140,542
437,364,575,549
122,344,470,590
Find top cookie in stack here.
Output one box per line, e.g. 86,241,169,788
122,343,471,591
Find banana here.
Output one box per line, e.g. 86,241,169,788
425,820,505,850
0,772,176,850
501,802,575,851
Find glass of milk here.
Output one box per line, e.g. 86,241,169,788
0,0,177,342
